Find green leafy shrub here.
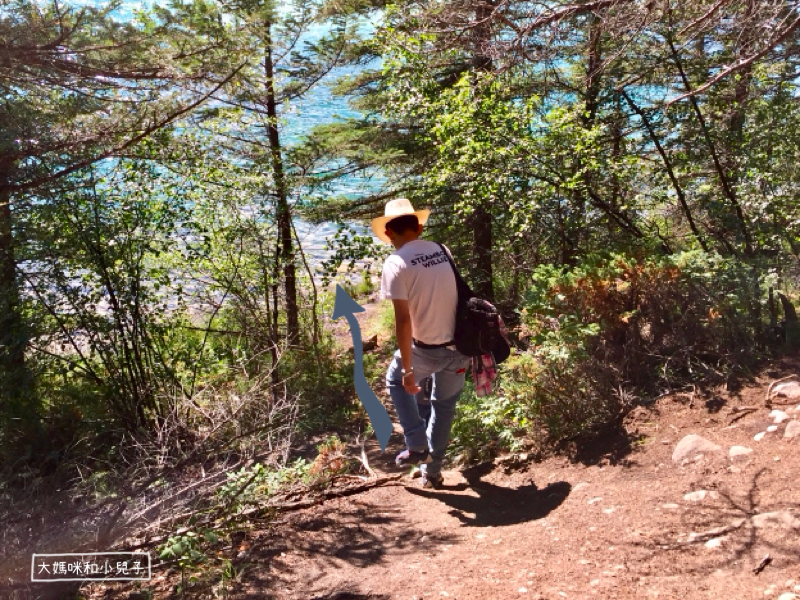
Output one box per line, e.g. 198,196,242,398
518,250,769,441
158,528,220,595
217,459,310,508
449,354,539,463
526,251,766,385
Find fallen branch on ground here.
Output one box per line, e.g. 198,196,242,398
239,474,405,518
727,405,758,424
123,473,405,551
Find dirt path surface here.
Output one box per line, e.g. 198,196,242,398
77,362,800,600
195,370,800,600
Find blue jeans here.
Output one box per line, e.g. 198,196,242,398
386,345,470,477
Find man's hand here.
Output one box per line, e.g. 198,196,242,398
402,372,421,395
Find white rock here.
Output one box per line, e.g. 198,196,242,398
773,382,800,399
662,503,680,509
684,490,708,502
751,511,800,530
672,434,722,463
785,420,800,439
729,445,753,459
778,594,799,600
754,432,767,441
767,425,779,433
705,537,724,549
770,409,790,423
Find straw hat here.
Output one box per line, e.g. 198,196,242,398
370,198,430,244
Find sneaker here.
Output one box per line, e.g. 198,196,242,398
421,471,444,489
395,448,432,467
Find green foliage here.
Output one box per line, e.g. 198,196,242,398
217,459,311,507
375,301,397,349
525,250,768,385
158,528,221,596
517,251,773,440
455,250,782,454
158,529,216,566
6,0,800,512
318,223,389,287
449,354,538,463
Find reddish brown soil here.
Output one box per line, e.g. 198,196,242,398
75,359,800,600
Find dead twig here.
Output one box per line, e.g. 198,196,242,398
123,474,405,551
753,554,771,575
355,434,377,480
727,405,758,424
239,474,404,519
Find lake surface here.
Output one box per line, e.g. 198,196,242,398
83,0,384,268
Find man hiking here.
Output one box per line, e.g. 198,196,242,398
372,198,470,489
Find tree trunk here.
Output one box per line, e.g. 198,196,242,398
668,33,753,256
584,15,602,127
470,203,494,300
727,0,755,210
0,173,36,435
265,18,299,344
573,15,602,256
470,2,494,301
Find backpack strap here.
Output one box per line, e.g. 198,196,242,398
435,242,474,299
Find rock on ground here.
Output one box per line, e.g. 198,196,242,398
785,420,800,439
672,434,722,463
729,445,753,459
772,381,800,399
751,511,800,530
770,409,790,423
684,490,708,502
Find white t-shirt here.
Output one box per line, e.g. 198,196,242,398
380,239,458,345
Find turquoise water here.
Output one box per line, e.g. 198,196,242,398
81,0,383,263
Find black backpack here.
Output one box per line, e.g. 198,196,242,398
435,243,510,362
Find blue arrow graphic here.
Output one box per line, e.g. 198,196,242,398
332,284,393,451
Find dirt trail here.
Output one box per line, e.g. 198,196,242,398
197,364,799,600
77,359,800,600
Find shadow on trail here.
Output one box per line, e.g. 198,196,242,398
636,467,800,576
406,463,571,527
560,419,643,467
238,499,460,595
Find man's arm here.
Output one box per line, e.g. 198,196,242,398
392,298,421,393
